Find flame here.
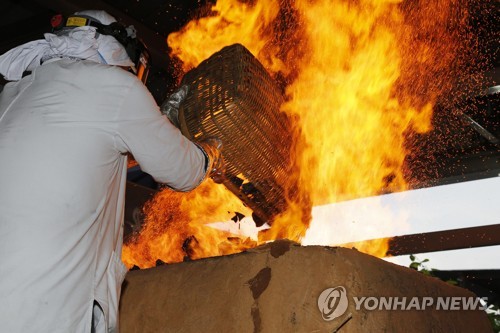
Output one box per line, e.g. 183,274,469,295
341,239,391,258
123,181,253,268
167,0,285,74
123,0,475,267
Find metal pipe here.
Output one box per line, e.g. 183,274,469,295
351,224,500,257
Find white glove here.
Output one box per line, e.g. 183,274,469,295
160,85,189,128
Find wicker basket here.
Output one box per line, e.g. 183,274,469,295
178,43,296,225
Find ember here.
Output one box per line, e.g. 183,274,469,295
122,0,485,269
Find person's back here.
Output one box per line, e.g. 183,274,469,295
0,56,205,332
0,10,220,333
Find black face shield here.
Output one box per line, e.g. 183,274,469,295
51,14,151,84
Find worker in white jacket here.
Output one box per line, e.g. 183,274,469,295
0,10,221,333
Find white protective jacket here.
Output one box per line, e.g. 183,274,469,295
0,58,206,332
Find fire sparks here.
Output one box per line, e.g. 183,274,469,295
122,0,476,268
122,181,253,268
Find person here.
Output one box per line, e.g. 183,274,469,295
0,9,222,333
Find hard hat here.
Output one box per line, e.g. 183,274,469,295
51,10,151,84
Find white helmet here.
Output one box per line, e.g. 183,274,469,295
51,10,151,83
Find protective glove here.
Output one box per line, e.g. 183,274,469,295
196,137,225,184
160,85,189,128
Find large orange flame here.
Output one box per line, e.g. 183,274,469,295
167,0,285,74
122,181,253,268
123,0,475,268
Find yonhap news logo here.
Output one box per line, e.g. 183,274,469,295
318,286,488,321
317,286,349,321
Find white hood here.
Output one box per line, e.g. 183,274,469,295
0,10,134,81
